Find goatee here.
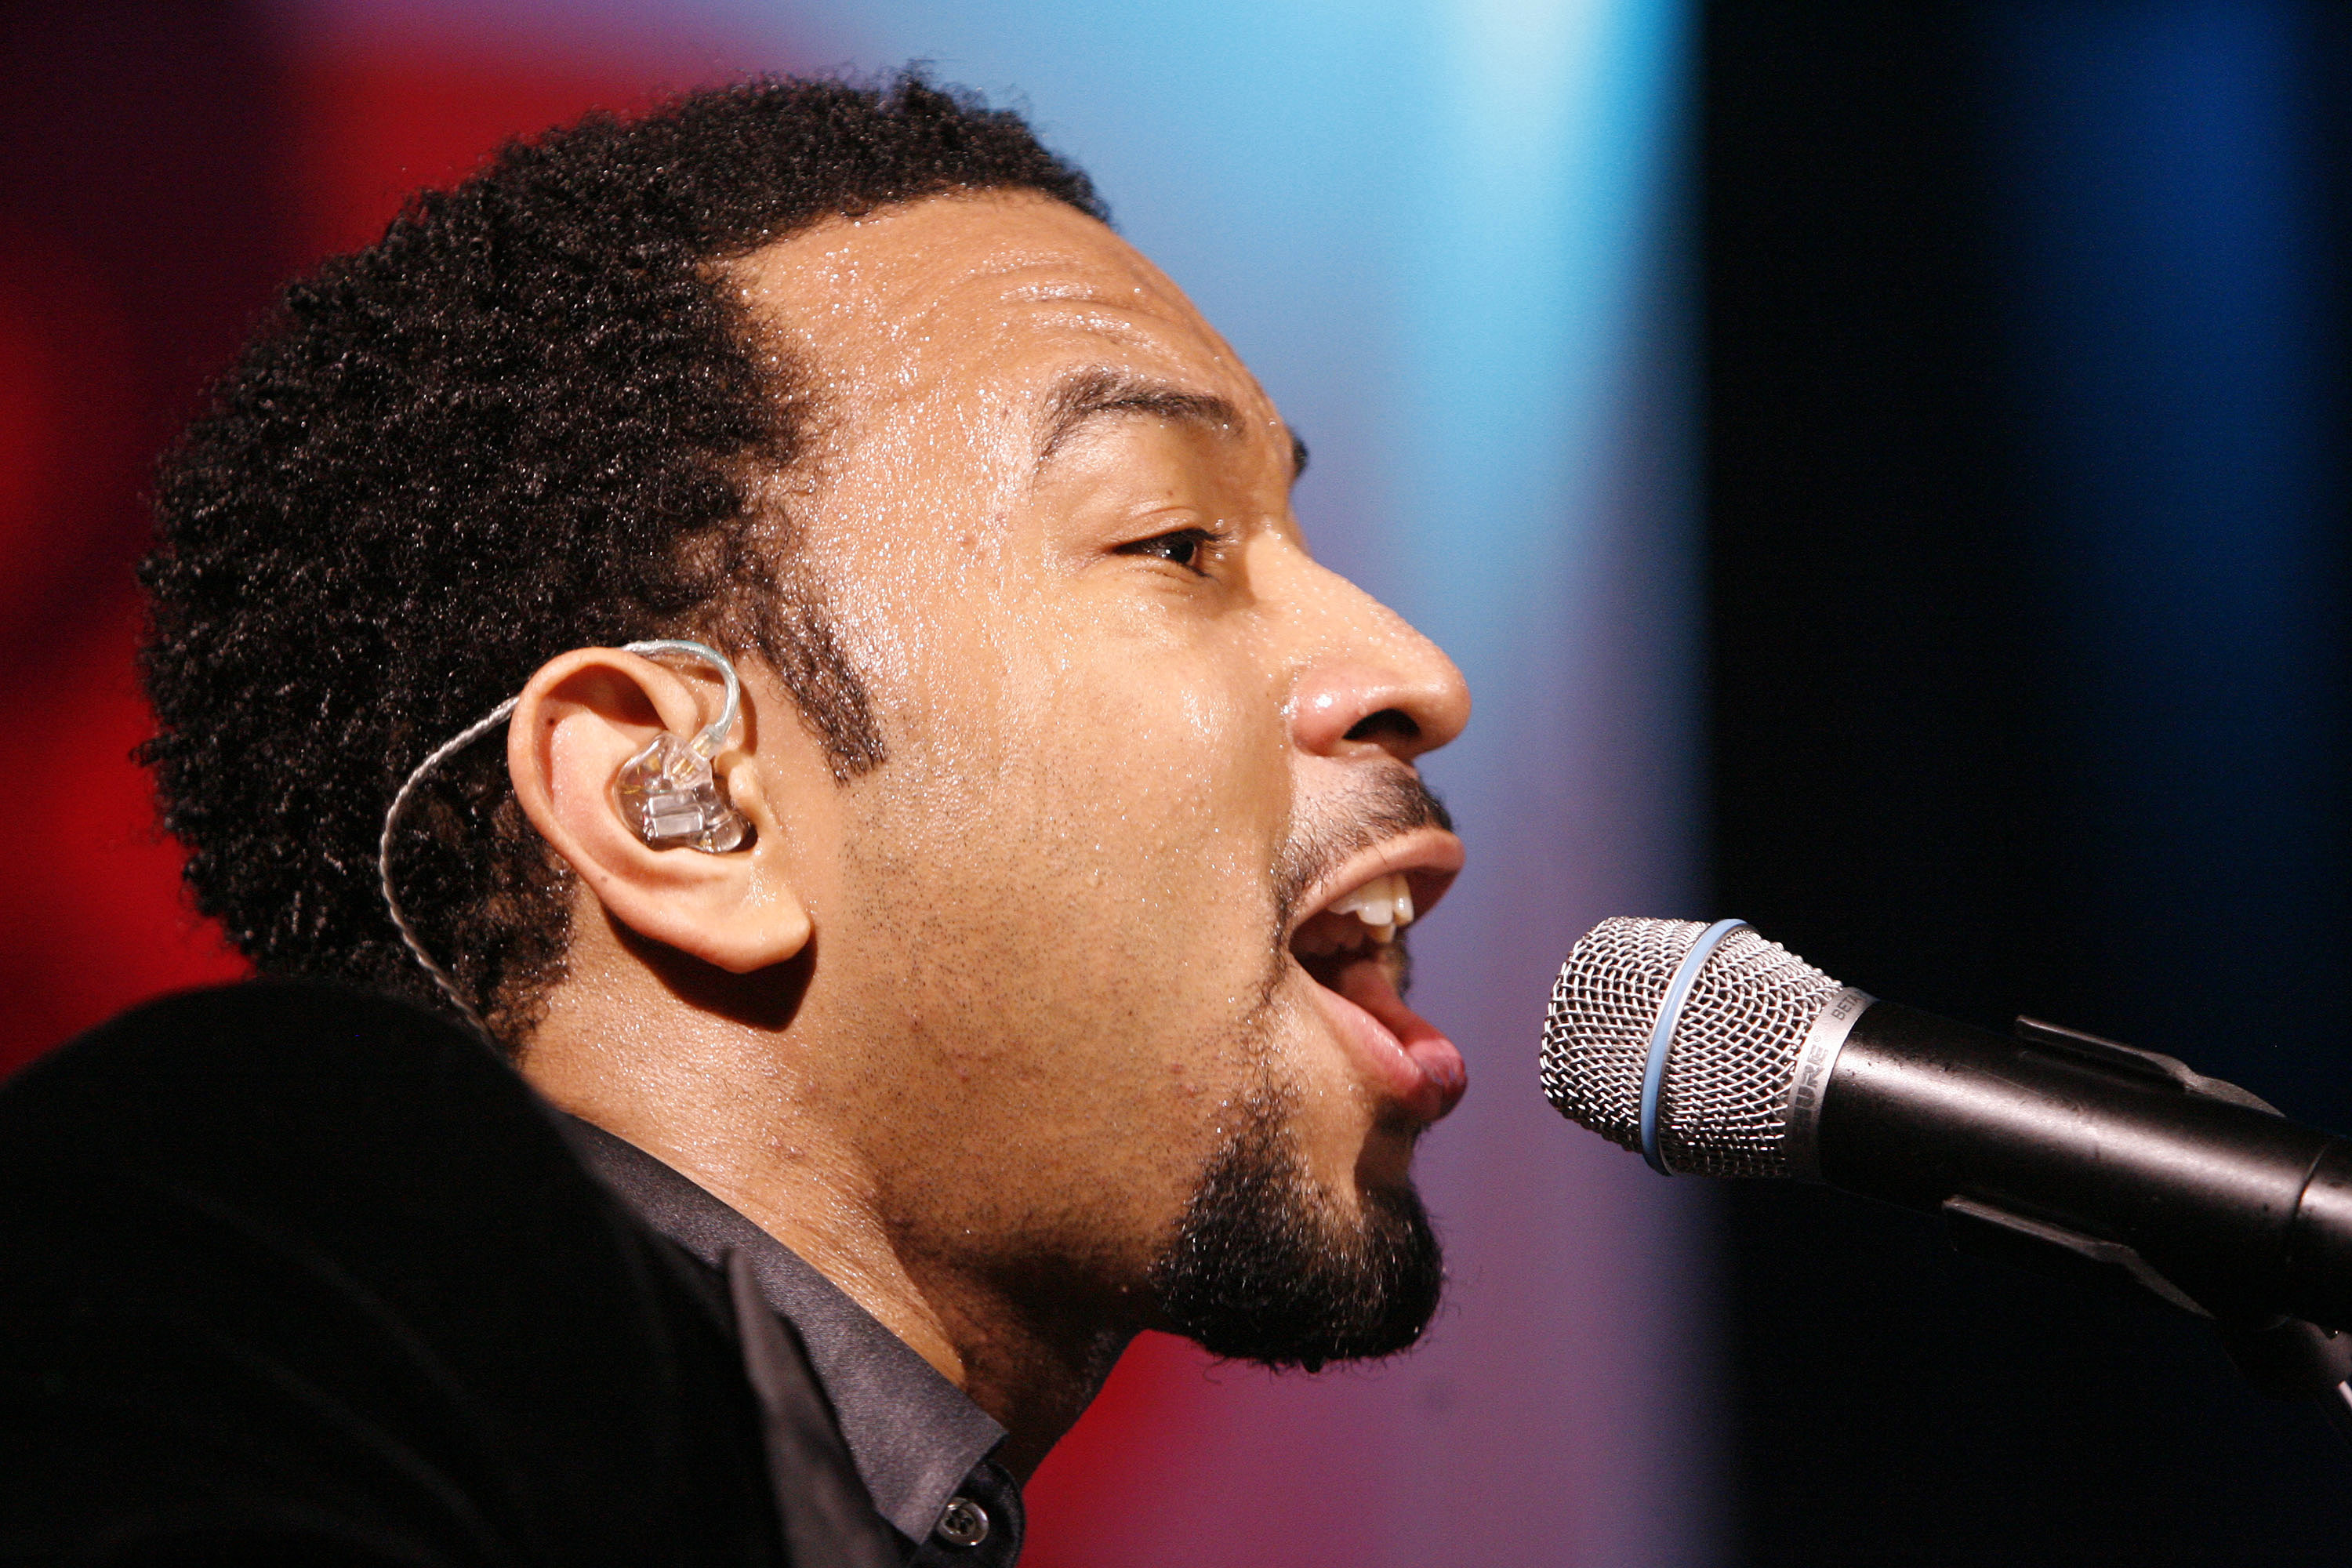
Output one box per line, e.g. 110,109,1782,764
1148,1087,1444,1371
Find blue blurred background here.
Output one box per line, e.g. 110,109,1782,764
1710,2,2352,1559
2,0,2348,1559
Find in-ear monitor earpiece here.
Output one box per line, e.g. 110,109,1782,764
379,637,753,1035
608,638,752,853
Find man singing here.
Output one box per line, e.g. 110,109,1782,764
4,73,1470,1562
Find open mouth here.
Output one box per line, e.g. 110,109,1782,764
1287,855,1467,1123
1293,870,1415,988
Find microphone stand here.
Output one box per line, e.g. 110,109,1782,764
2326,1385,2352,1449
2212,1318,2352,1454
1946,1193,2352,1455
1941,1016,2352,1458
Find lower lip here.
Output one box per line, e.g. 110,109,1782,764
1305,957,1467,1123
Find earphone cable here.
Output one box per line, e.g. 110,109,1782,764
378,697,518,1036
376,638,742,1038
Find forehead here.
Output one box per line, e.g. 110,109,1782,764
727,190,1276,434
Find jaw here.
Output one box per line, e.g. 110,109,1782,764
1225,964,1432,1218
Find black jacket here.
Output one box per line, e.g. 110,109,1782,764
0,980,901,1566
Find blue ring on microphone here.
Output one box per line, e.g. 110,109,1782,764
1640,918,1749,1175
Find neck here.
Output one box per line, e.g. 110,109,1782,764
520,924,1128,1479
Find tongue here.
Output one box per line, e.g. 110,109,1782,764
1336,957,1467,1118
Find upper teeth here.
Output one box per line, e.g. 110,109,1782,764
1330,872,1415,944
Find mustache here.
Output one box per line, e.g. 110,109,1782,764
1272,771,1454,933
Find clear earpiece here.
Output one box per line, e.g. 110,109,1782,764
613,734,751,851
378,637,753,1033
608,638,753,853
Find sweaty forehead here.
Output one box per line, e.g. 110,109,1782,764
727,190,1268,423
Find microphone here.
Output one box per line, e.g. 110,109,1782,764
1540,916,2352,1349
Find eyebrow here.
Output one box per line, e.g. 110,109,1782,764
1037,367,1308,481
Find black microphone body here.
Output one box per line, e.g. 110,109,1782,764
1823,1000,2352,1332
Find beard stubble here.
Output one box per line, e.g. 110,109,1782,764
1145,768,1452,1370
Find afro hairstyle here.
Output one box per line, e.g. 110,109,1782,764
140,72,1105,1045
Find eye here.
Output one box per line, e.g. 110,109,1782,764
1114,527,1225,575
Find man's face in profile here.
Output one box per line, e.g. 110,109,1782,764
733,191,1471,1365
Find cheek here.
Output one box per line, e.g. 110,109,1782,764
830,557,1301,1081
1022,641,1287,916
851,621,1279,900
886,630,1293,1066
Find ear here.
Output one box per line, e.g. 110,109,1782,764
507,647,811,973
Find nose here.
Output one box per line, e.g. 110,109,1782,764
1287,564,1471,766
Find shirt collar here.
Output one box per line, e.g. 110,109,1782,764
560,1116,1009,1544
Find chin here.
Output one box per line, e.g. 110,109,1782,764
1145,1076,1446,1371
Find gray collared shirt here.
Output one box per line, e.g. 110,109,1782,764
562,1117,1025,1566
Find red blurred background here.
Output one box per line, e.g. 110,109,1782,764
0,8,1215,1558
0,7,706,1076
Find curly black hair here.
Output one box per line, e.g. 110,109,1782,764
140,73,1105,1045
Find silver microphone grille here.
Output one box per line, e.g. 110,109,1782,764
1540,916,1851,1178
